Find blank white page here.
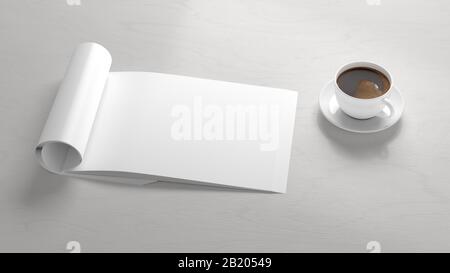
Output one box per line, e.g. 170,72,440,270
36,43,298,193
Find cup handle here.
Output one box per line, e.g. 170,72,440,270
377,98,395,118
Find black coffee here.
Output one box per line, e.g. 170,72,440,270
337,67,390,99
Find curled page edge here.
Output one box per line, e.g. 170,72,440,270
35,42,111,173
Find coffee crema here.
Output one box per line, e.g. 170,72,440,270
337,67,390,99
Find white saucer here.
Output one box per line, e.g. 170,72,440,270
319,81,404,133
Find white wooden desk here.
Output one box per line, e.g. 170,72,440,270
0,0,449,252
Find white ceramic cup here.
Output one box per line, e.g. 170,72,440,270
334,61,395,119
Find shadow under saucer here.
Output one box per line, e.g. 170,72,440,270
317,107,403,160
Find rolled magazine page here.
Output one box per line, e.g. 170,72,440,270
35,42,298,192
36,43,111,173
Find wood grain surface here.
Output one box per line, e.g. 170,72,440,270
0,0,449,252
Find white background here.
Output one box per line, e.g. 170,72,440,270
1,0,450,252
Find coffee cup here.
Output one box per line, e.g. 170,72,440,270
334,61,395,119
